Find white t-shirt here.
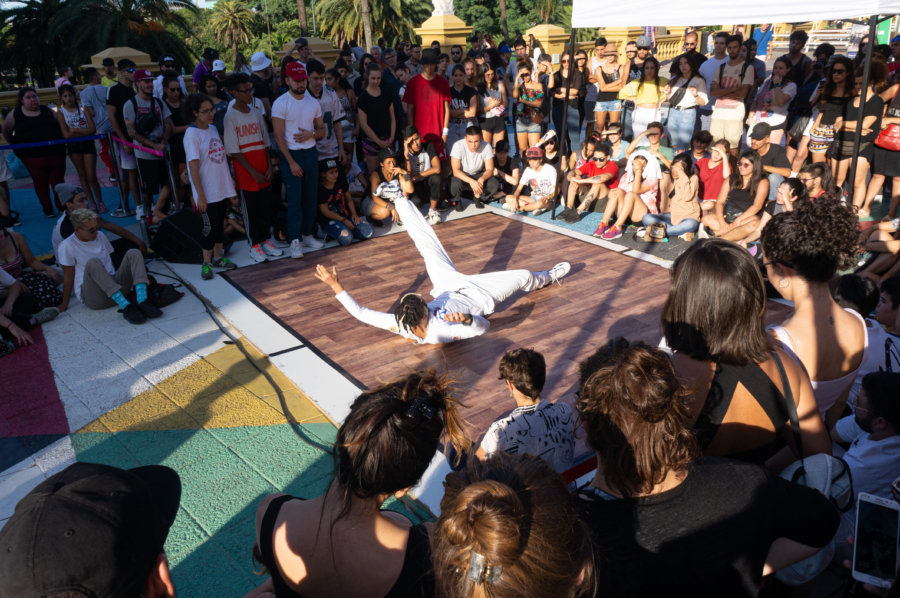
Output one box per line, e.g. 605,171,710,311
311,86,346,159
450,138,493,175
122,95,171,160
752,81,798,125
520,163,557,201
479,400,575,473
271,91,323,151
57,232,115,299
834,415,900,500
183,125,236,204
712,61,755,120
698,55,728,99
668,75,709,109
51,214,66,257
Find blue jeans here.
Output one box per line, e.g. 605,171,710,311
622,104,634,140
667,107,697,152
323,218,374,245
280,147,319,241
552,100,581,151
767,172,785,201
641,213,699,236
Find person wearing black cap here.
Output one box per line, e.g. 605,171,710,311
748,122,791,201
192,47,219,93
153,54,187,100
318,157,373,245
0,462,181,598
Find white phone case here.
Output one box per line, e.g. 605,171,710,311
852,492,900,589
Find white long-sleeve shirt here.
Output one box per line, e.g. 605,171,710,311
335,290,490,344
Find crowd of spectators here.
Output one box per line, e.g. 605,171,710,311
1,26,900,598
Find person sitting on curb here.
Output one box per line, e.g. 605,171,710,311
0,267,58,357
52,183,147,265
0,462,181,598
560,142,619,223
58,208,162,324
475,347,575,473
504,146,556,215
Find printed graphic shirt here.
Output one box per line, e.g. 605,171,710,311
479,400,575,473
183,124,236,204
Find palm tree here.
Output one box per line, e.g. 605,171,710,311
209,0,257,67
315,0,429,47
52,0,198,71
0,0,68,86
296,0,308,36
499,0,508,41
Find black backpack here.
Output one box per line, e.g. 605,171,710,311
130,95,165,139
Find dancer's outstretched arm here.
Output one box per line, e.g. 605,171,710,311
315,265,400,334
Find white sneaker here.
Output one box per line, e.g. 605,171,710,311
262,240,284,257
548,262,571,285
302,235,325,251
426,209,441,225
290,239,303,259
271,237,290,248
249,244,266,263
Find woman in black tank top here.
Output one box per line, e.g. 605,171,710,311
248,372,471,598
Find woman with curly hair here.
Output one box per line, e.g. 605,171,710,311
574,340,840,597
431,452,594,598
762,196,867,427
247,371,470,598
661,239,831,469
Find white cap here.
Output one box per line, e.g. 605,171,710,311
212,59,226,72
250,51,272,71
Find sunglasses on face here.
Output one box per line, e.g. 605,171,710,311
125,68,135,73
832,68,847,74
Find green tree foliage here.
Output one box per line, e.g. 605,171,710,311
314,0,430,47
209,0,259,66
0,0,69,86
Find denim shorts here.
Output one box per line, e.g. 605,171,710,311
595,99,623,113
516,117,541,135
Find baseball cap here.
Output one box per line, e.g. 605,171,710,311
499,44,511,54
202,47,219,60
320,158,339,171
421,48,439,65
133,68,153,81
158,54,176,66
250,51,272,71
55,183,84,204
637,35,652,49
212,59,226,72
525,146,544,158
294,37,309,48
284,61,308,81
749,122,772,140
0,462,181,597
102,57,115,67
377,147,396,163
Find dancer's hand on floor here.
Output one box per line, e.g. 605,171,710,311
315,264,344,294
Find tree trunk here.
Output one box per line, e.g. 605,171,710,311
499,0,508,42
359,0,373,53
232,38,238,69
296,0,309,36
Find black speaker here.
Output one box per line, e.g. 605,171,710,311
150,210,204,264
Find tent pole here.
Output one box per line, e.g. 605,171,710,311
553,26,578,221
847,15,877,208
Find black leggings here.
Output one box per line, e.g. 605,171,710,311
200,199,227,251
240,188,271,246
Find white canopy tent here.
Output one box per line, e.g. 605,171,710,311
571,1,900,27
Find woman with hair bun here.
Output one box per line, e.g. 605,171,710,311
762,196,867,426
575,340,840,597
431,452,594,598
661,239,831,469
247,370,470,598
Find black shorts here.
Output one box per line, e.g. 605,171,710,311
479,116,506,135
137,158,167,195
67,140,96,155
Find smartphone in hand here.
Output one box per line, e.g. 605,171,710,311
852,493,900,589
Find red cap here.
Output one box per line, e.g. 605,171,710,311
285,61,308,81
133,68,153,82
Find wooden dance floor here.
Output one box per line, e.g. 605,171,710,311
224,213,680,439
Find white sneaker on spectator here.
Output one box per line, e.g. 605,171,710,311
290,239,303,259
271,237,290,248
249,244,266,263
426,209,442,225
302,235,325,251
262,240,284,257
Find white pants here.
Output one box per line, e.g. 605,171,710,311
394,196,550,316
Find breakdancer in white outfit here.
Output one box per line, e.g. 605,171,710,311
315,192,571,344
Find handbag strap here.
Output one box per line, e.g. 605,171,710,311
771,350,804,462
